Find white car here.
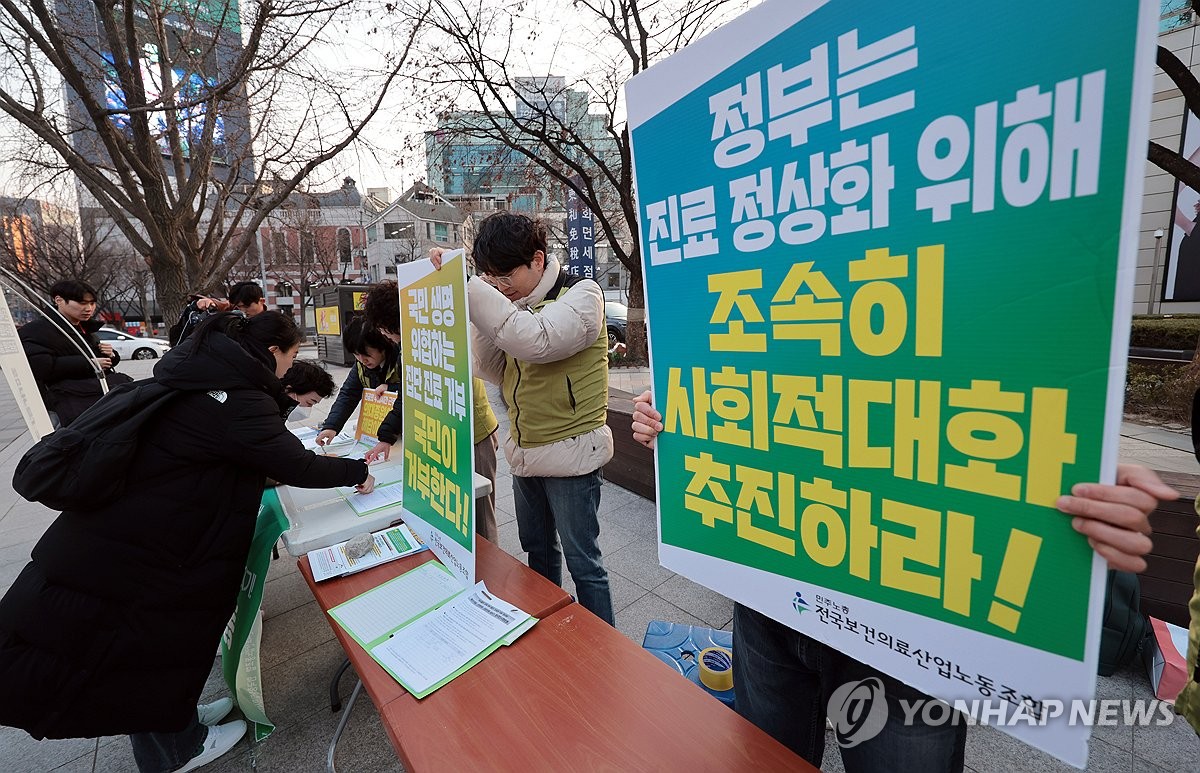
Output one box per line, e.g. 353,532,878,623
97,328,172,360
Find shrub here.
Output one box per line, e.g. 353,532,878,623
1129,316,1200,350
1124,361,1199,423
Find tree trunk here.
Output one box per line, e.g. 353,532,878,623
151,256,191,330
625,267,648,365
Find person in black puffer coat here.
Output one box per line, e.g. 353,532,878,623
0,310,375,773
18,279,129,427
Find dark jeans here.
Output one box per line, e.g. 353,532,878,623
513,470,614,625
129,708,206,773
733,603,966,773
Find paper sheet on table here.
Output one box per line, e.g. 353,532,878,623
337,464,404,495
328,561,464,649
340,482,404,516
370,582,534,698
308,524,426,583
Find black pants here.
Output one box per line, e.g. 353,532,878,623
129,708,206,773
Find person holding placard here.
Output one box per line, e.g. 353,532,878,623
630,390,1177,772
431,212,615,624
316,317,403,446
360,280,503,542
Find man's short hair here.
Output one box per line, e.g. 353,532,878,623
471,212,548,275
341,315,393,357
49,279,97,303
362,280,400,335
229,281,264,307
281,360,335,398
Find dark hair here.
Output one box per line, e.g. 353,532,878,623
191,310,301,369
362,280,400,336
471,212,547,275
281,359,334,398
342,315,393,357
50,279,97,303
229,281,264,307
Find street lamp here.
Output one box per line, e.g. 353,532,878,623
1149,228,1165,315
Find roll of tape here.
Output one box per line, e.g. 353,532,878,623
697,646,733,692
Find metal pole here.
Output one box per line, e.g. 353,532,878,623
257,229,269,308
1149,229,1165,315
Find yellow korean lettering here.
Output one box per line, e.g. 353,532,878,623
943,511,982,616
769,262,843,355
848,248,908,357
665,367,710,440
848,379,892,469
799,477,848,567
944,380,1025,501
1025,388,1076,507
880,500,941,600
683,452,734,527
772,374,843,467
893,379,940,484
915,245,944,357
849,488,878,581
711,367,769,451
734,466,795,555
708,270,767,352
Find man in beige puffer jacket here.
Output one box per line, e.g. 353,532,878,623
436,212,615,624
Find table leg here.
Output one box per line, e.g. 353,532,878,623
326,678,363,773
330,657,354,712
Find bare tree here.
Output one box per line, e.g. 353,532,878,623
0,196,129,312
0,0,426,322
405,0,754,362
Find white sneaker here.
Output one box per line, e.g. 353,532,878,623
197,697,234,726
176,720,247,772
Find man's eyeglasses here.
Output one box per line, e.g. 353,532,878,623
481,268,519,290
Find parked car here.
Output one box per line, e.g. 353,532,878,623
97,327,172,360
605,302,627,350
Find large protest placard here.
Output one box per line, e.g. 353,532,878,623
396,251,476,585
626,0,1157,765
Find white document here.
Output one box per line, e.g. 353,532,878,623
341,483,404,516
308,524,425,583
370,583,531,695
329,561,464,647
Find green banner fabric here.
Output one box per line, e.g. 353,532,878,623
221,488,289,742
625,0,1158,766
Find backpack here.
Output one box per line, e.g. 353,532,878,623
1097,569,1152,676
12,379,181,511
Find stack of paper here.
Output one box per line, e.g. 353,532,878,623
308,524,426,582
329,562,536,698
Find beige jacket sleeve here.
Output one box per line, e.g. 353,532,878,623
466,273,604,365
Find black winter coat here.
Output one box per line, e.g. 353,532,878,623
18,316,124,427
0,333,369,740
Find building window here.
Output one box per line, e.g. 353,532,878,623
384,222,414,240
385,265,397,275
300,231,315,262
607,273,620,289
434,222,448,242
337,228,352,263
